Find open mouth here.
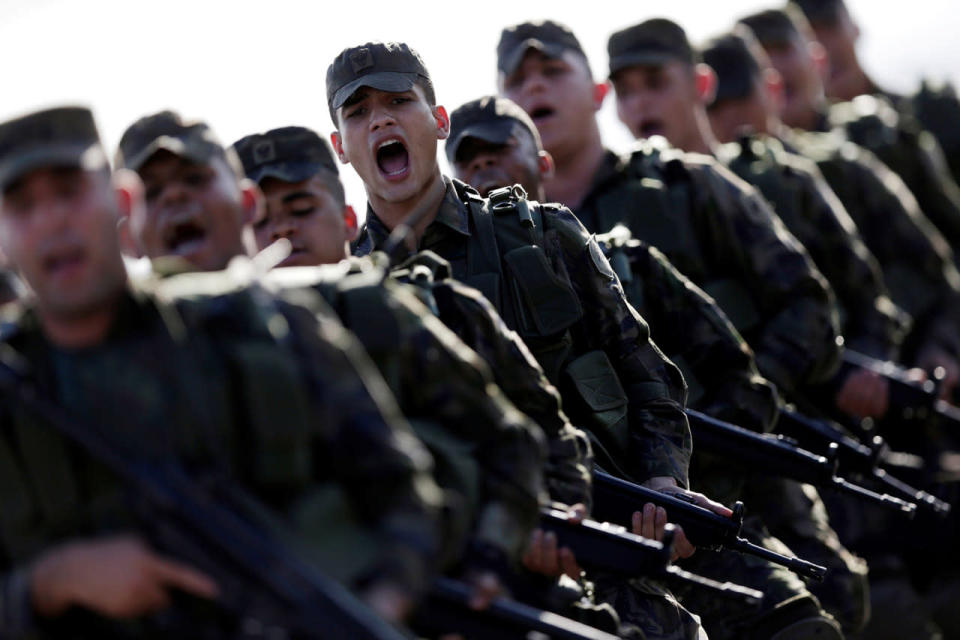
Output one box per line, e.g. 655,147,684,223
376,139,410,180
529,106,556,124
43,246,86,279
639,120,664,138
165,219,207,257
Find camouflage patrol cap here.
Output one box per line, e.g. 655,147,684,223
608,18,697,78
701,28,766,105
790,0,846,26
497,20,586,76
738,9,808,47
326,42,434,122
232,126,339,185
115,110,234,173
446,96,542,164
0,106,107,191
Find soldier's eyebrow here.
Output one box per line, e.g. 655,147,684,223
281,191,317,204
343,89,370,109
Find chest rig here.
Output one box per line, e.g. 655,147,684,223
457,183,582,385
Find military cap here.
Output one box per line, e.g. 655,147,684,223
232,126,339,185
446,96,542,164
738,9,808,46
497,20,586,76
701,29,765,105
0,106,107,191
608,18,697,78
326,42,433,119
115,110,233,173
790,0,846,26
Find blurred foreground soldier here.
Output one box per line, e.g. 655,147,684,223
743,8,960,280
739,7,960,396
0,107,443,635
118,113,548,613
329,39,730,640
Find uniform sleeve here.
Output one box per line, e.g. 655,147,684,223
277,299,443,596
382,284,547,564
620,240,780,433
0,568,36,638
546,207,692,487
693,162,842,394
431,280,594,510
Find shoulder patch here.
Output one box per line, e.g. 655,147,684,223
588,237,617,281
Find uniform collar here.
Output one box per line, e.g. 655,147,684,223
362,175,471,251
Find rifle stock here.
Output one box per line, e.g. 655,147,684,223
590,470,827,582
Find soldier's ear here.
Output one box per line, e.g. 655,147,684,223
433,106,450,140
593,81,610,111
113,168,144,258
330,132,350,164
763,67,785,112
239,178,263,226
537,150,555,181
695,64,717,105
343,204,359,241
808,40,828,81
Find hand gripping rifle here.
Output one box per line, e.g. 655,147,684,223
590,469,828,582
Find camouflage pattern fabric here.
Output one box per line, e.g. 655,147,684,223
720,133,908,360
0,281,443,637
574,143,841,397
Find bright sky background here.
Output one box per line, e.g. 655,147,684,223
1,0,957,212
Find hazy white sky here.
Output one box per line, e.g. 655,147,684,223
0,0,957,209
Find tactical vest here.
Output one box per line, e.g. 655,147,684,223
0,283,379,584
613,144,763,336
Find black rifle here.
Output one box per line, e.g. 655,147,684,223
418,576,621,640
777,407,951,516
0,348,405,640
686,410,917,517
590,470,828,582
840,349,960,431
537,509,764,607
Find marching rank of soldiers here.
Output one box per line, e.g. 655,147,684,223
4,0,960,638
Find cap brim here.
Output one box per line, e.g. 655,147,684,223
447,120,518,163
123,135,220,172
0,143,106,191
499,39,568,76
331,71,420,112
609,51,678,77
248,161,336,184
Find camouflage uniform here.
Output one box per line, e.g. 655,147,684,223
353,177,700,640
719,134,908,360
0,277,442,637
280,258,547,571
391,251,593,509
575,142,856,638
786,129,960,367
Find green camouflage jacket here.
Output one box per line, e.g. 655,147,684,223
0,277,442,638
719,134,909,360
353,177,692,488
575,143,841,397
391,251,594,510
787,129,960,362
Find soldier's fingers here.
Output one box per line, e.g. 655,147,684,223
567,503,587,524
543,532,560,575
671,526,696,561
642,504,658,539
559,547,582,580
149,555,219,600
523,530,544,572
655,506,668,541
